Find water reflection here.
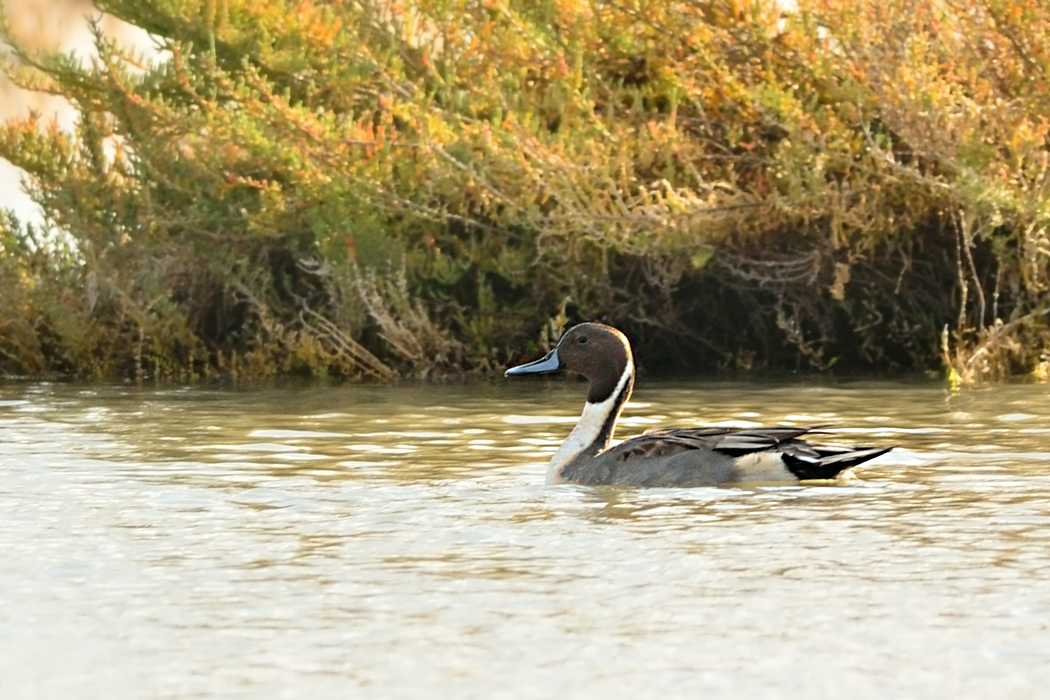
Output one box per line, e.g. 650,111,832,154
1,379,1049,697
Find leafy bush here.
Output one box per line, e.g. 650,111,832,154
2,0,1049,380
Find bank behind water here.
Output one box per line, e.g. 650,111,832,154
4,1,1050,381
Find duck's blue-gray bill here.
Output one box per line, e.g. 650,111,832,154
505,348,563,377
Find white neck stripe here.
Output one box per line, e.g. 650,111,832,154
545,361,634,484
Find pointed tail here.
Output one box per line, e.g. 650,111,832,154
782,446,893,481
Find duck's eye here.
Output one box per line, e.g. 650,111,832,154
578,336,588,344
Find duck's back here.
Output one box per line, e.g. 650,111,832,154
559,426,891,487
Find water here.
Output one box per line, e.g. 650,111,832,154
2,378,1049,698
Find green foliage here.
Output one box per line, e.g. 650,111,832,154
2,0,1050,379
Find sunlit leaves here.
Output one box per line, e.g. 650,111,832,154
2,0,1050,376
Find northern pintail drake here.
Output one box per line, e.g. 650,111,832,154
506,322,893,487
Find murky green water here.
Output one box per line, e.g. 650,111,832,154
2,378,1050,698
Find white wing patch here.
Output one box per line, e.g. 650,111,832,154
730,451,795,482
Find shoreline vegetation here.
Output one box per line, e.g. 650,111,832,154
2,0,1049,383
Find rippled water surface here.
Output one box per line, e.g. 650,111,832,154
3,378,1050,698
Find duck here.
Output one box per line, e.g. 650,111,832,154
505,322,893,487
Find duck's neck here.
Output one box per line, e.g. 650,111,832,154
546,361,635,484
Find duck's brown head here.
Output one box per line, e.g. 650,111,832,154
505,323,634,404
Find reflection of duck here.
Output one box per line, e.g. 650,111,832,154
506,323,892,487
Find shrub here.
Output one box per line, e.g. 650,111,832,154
2,0,1049,380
